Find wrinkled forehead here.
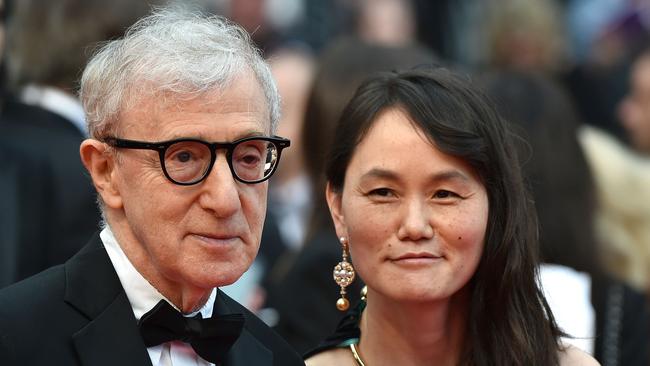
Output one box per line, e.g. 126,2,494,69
114,71,271,134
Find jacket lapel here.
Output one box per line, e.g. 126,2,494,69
225,328,273,365
64,234,152,366
72,291,152,366
215,290,273,366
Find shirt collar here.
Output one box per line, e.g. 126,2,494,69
100,225,216,321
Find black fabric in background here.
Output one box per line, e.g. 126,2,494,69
0,98,100,287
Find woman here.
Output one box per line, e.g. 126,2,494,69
304,68,598,365
265,37,436,353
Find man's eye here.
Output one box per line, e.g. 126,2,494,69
174,151,193,163
239,153,261,166
165,141,208,166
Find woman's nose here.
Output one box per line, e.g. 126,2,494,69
396,198,434,241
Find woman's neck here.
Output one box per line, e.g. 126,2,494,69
357,288,469,366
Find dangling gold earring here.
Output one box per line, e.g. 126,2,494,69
333,236,355,311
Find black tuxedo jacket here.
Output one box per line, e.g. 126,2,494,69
0,233,305,366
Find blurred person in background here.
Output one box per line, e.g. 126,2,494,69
218,0,282,54
565,8,650,346
355,0,416,47
442,0,567,75
564,0,650,140
4,0,155,135
209,0,323,55
221,45,315,316
264,37,436,354
213,0,420,55
484,70,649,366
484,0,567,74
619,47,650,155
0,0,54,287
0,0,157,286
576,44,650,295
267,46,315,254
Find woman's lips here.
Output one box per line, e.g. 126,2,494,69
390,252,442,265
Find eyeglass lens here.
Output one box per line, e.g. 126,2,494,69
163,139,278,184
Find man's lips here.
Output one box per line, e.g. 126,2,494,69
190,233,240,245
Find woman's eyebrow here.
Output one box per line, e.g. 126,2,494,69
360,168,400,181
359,168,471,184
427,170,470,183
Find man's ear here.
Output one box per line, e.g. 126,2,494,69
79,139,123,209
325,182,348,239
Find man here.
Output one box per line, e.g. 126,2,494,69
0,7,303,366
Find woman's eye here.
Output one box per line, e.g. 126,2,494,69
434,190,457,199
369,188,393,197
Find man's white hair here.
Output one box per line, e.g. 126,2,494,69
79,5,280,138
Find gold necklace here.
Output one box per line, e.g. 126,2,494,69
349,343,366,366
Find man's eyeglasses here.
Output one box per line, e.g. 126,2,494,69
102,136,290,185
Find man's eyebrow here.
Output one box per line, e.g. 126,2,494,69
166,129,267,141
237,129,268,138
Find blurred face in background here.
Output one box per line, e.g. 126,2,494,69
357,0,415,46
619,52,650,154
269,49,314,182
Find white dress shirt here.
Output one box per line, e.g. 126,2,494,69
539,263,595,355
101,226,217,366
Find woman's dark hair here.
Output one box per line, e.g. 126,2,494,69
481,70,600,276
325,67,563,365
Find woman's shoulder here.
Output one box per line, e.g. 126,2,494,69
558,345,600,366
305,347,354,366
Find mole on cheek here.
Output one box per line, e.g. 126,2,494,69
458,236,462,240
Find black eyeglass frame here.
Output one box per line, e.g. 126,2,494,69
102,135,290,185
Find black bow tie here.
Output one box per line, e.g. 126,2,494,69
138,299,245,364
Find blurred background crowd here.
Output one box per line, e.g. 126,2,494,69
1,0,650,365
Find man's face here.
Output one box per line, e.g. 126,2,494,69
109,71,270,292
619,54,650,154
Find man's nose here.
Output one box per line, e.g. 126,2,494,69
396,198,434,242
197,154,241,217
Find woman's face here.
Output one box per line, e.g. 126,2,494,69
327,108,489,303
